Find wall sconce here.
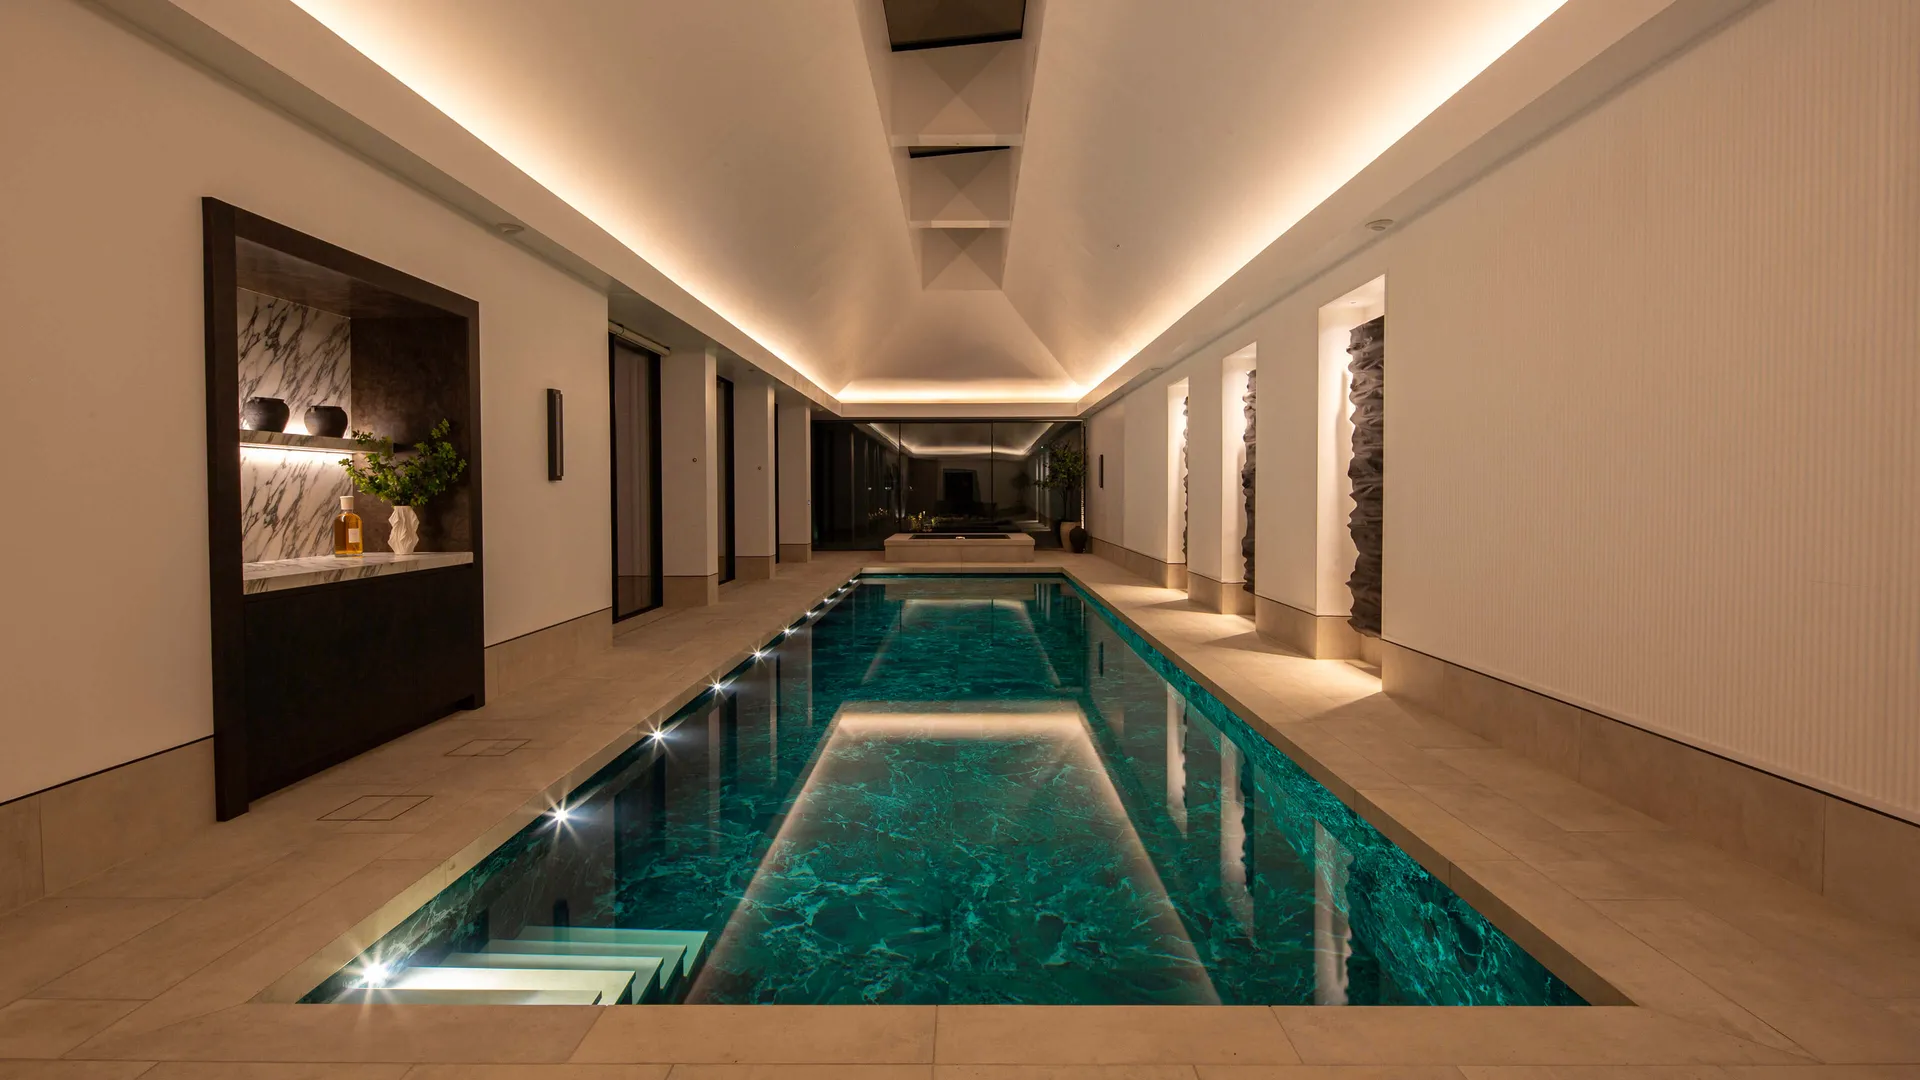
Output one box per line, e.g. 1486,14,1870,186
547,388,564,481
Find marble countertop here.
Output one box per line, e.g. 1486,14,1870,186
242,551,473,594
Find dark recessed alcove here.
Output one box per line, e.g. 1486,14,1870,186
205,199,484,818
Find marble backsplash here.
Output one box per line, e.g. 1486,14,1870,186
238,291,355,562
238,289,350,428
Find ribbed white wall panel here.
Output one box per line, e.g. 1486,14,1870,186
1386,0,1920,822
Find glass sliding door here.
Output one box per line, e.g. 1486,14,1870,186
812,422,901,549
809,418,1083,549
610,338,661,619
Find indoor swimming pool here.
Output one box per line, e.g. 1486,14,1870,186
306,574,1584,1007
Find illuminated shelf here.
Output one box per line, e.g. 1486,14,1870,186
239,429,363,453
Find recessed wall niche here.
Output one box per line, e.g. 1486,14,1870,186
205,199,484,819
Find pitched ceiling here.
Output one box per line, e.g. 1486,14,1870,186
288,0,1565,407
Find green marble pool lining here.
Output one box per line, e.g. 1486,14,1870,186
289,568,1616,1006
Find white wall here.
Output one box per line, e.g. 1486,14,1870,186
661,348,719,578
733,377,777,560
0,0,611,803
1185,356,1228,581
1123,0,1920,823
1085,402,1126,544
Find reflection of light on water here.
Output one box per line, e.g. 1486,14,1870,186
1165,686,1187,835
1220,739,1252,934
692,702,1220,1005
1314,821,1353,1005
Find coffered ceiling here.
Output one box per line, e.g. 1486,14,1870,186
286,0,1568,409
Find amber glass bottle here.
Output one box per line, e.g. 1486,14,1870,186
332,495,364,556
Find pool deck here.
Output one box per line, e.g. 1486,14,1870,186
2,552,1917,1078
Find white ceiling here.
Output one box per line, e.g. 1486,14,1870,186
289,0,1565,408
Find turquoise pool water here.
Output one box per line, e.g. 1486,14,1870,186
307,575,1583,1006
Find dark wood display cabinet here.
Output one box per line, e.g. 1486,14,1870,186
203,199,484,819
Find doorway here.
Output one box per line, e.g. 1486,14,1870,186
716,375,736,585
610,338,662,619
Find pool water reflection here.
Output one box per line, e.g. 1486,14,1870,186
307,575,1584,1006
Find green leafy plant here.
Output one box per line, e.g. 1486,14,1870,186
906,510,937,532
340,419,467,507
1039,443,1088,518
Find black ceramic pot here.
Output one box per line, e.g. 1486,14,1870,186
304,405,349,438
242,396,290,432
1069,525,1090,554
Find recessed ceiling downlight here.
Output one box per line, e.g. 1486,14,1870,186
1366,218,1394,232
495,222,525,236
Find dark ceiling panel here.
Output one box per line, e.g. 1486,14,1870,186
907,144,1013,158
882,0,1026,52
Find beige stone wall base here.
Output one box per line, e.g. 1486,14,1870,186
1253,595,1361,659
777,543,812,563
1357,633,1384,667
735,555,775,580
1382,639,1920,938
484,607,612,700
0,737,215,914
664,573,721,608
1096,542,1188,590
1188,571,1254,616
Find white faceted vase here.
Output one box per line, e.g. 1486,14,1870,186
388,505,420,555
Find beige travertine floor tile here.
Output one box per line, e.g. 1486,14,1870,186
1261,727,1403,793
1273,1008,1803,1066
1198,1060,1466,1068
672,1060,933,1068
1518,861,1678,902
571,1006,934,1064
102,857,445,1036
77,1005,599,1064
1315,726,1477,788
1348,788,1512,881
55,817,333,901
1424,751,1662,835
35,834,409,1001
1405,786,1592,863
0,1064,156,1080
936,1069,1197,1080
405,1060,675,1068
1451,1060,1728,1068
139,1065,408,1079
932,1007,1296,1065
1445,860,1800,1053
1591,900,1920,1064
0,998,139,1058
933,1060,1190,1068
0,899,190,1008
1579,829,1920,1002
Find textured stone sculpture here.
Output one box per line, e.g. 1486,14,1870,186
1180,395,1190,561
1241,370,1257,594
1346,317,1385,635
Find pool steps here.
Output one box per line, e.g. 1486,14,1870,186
336,927,709,1005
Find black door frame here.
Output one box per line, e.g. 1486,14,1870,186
717,375,736,584
609,336,663,621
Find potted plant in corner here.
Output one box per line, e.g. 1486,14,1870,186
1039,442,1090,553
340,419,467,555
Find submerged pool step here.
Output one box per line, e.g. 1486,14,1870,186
512,927,710,979
335,987,604,1005
446,951,666,998
483,939,687,986
379,965,636,1004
